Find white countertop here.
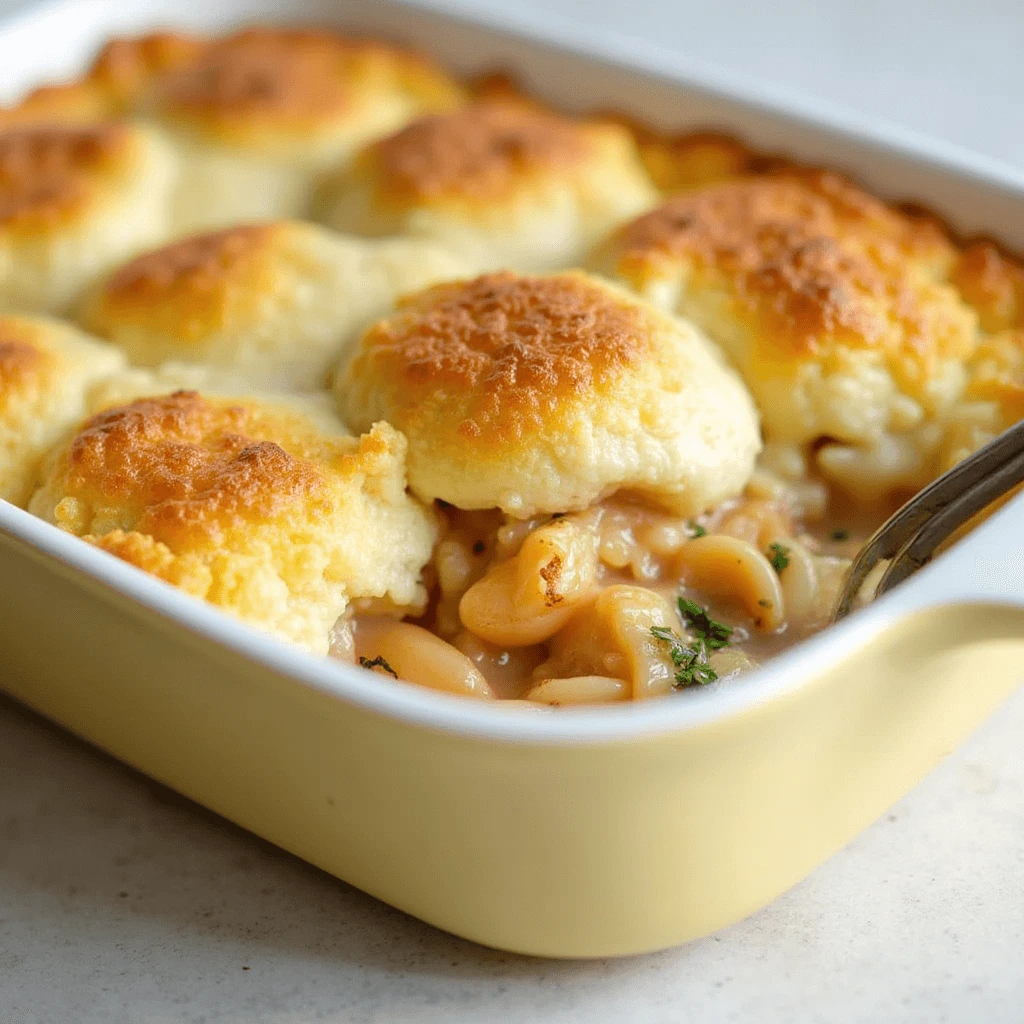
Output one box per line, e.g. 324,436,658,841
2,1,1024,1021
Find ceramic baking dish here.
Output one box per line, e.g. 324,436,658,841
3,0,1024,959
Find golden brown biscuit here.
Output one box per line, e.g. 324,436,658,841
86,32,210,113
77,220,471,391
0,28,461,245
951,240,1024,335
592,173,978,492
29,390,438,652
0,314,124,506
0,122,178,313
126,27,464,233
637,130,755,193
321,99,659,272
337,270,760,516
0,82,111,130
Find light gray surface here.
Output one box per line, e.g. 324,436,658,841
2,690,1022,1024
2,1,1024,1022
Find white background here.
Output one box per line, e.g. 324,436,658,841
1,1,1023,1021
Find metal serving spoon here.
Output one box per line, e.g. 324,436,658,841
833,416,1024,621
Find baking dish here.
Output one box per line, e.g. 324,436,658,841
3,0,1024,958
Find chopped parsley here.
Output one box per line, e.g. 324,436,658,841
767,542,790,573
676,597,733,650
830,528,850,542
687,520,707,538
650,626,718,688
650,597,734,689
359,655,398,678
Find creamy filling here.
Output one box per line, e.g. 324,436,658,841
330,446,900,705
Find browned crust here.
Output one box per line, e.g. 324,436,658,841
154,29,357,126
144,27,460,136
0,24,1019,356
62,391,324,544
0,82,112,130
0,123,132,231
952,240,1024,334
363,101,591,205
638,130,756,191
356,272,652,441
598,114,961,271
102,223,275,298
611,175,969,362
781,168,953,268
89,32,209,110
2,26,459,133
83,224,279,343
0,332,49,395
539,553,564,606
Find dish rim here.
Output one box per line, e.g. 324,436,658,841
4,488,1019,746
2,0,1024,746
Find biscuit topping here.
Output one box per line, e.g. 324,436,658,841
156,29,356,124
0,124,130,227
63,391,323,541
362,272,650,439
0,334,48,394
368,102,590,203
89,32,207,107
612,177,973,363
104,224,273,297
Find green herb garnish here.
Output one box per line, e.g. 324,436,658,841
650,626,718,688
359,655,398,678
687,520,707,538
830,529,850,542
767,542,790,573
676,597,733,650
